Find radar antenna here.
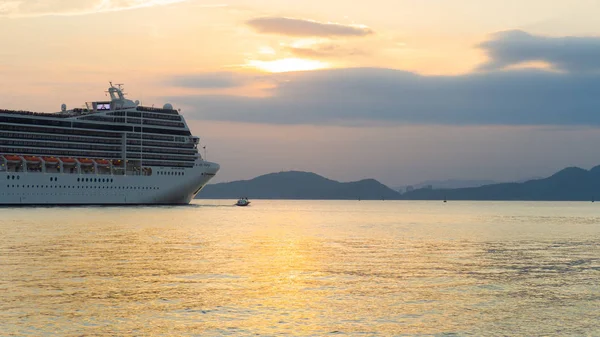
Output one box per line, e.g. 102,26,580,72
115,83,126,96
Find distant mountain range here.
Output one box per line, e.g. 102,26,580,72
196,166,600,201
395,179,499,192
196,171,399,200
401,166,600,201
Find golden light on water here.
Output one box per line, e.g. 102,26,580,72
2,201,600,335
247,58,330,73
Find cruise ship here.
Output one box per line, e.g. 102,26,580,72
0,83,220,205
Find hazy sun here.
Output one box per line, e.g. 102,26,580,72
247,58,329,73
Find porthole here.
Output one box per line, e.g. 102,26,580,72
16,176,19,180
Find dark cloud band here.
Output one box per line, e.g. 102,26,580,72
479,30,600,73
246,17,374,37
169,67,600,126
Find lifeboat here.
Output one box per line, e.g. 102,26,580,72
24,156,41,163
112,159,123,166
43,157,60,164
60,157,76,165
95,159,110,166
78,158,94,165
3,155,21,163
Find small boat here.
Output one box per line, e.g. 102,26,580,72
235,197,251,207
43,157,59,164
95,159,110,166
24,156,41,163
60,157,77,164
4,155,21,163
78,158,94,165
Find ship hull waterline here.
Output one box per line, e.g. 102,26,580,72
0,161,219,205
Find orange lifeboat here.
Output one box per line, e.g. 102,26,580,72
24,156,41,163
78,158,94,165
95,159,110,166
4,155,21,162
43,157,59,164
60,157,76,164
112,159,124,166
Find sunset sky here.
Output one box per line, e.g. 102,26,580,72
1,0,600,187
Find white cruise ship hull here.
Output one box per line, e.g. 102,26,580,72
0,160,219,205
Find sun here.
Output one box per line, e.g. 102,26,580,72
247,58,330,73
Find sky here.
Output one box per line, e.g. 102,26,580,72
1,0,600,187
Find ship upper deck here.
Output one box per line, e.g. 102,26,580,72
0,83,180,119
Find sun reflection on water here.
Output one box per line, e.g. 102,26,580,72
1,201,600,335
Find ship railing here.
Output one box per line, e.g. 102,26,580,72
0,109,74,118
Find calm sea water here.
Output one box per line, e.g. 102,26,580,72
1,200,599,336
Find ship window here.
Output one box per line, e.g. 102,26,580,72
16,176,19,180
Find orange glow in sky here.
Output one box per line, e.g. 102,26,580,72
246,58,330,73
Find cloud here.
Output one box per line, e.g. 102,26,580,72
169,67,600,127
246,17,374,37
171,72,255,89
285,43,366,58
478,30,600,73
0,0,216,17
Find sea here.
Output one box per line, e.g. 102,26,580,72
1,200,599,336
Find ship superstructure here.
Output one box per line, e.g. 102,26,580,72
0,83,219,205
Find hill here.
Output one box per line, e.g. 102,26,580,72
196,171,401,200
395,179,499,192
401,165,600,201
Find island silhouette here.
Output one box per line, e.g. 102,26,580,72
196,166,600,201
